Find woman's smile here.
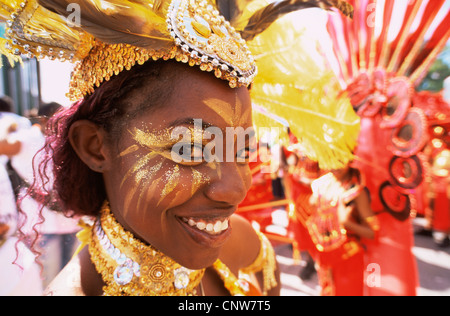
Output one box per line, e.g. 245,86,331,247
175,211,234,248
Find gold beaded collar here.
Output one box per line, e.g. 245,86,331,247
89,202,205,296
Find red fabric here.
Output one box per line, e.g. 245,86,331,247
363,213,418,296
432,178,450,233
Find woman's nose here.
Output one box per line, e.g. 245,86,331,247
204,162,251,206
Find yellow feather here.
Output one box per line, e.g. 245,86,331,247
249,17,360,169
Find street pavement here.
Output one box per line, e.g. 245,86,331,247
275,219,450,296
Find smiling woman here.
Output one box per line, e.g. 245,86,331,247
0,0,353,296
43,55,267,296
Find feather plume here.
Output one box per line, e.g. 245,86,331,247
213,0,272,29
327,0,450,87
38,0,173,50
240,0,353,41
249,18,360,169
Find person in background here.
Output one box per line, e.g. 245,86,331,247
0,96,43,295
308,164,378,296
19,102,81,288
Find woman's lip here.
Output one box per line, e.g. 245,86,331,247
176,216,232,248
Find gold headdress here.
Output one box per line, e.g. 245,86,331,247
1,0,351,98
0,0,355,167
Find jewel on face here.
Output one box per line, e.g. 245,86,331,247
181,217,229,235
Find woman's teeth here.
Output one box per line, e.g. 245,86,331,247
182,217,229,235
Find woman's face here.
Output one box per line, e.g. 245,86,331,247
102,65,253,269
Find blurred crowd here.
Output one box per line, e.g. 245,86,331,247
0,96,79,295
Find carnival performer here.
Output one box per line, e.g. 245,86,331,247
307,165,378,296
0,0,353,296
283,133,321,280
414,92,450,247
322,0,450,296
18,102,81,288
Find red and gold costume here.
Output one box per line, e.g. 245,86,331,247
308,170,374,296
240,0,449,296
414,92,450,237
323,0,449,296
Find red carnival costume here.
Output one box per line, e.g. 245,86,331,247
325,0,450,295
309,169,369,296
413,92,450,240
241,0,449,296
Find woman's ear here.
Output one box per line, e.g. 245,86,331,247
69,120,109,173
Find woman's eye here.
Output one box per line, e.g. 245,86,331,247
236,147,251,162
170,143,205,165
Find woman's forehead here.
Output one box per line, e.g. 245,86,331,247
140,86,251,130
122,62,252,130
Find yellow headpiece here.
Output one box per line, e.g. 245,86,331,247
1,0,352,99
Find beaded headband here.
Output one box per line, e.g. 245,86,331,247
0,0,352,101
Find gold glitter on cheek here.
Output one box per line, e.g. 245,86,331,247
191,168,210,196
120,152,160,188
138,177,162,217
122,159,164,217
166,190,184,210
123,186,137,217
157,165,180,206
207,161,222,179
135,161,164,212
119,144,139,157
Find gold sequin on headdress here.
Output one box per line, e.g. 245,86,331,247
0,0,93,61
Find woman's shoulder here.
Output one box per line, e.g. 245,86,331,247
219,214,261,273
44,252,85,296
44,246,104,296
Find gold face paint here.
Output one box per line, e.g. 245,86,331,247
119,127,175,215
121,152,160,188
232,91,242,127
122,157,163,216
132,127,176,150
241,107,252,126
191,168,210,196
157,165,180,206
206,161,222,179
118,124,223,215
119,144,139,157
203,91,247,128
135,161,164,211
203,98,234,126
